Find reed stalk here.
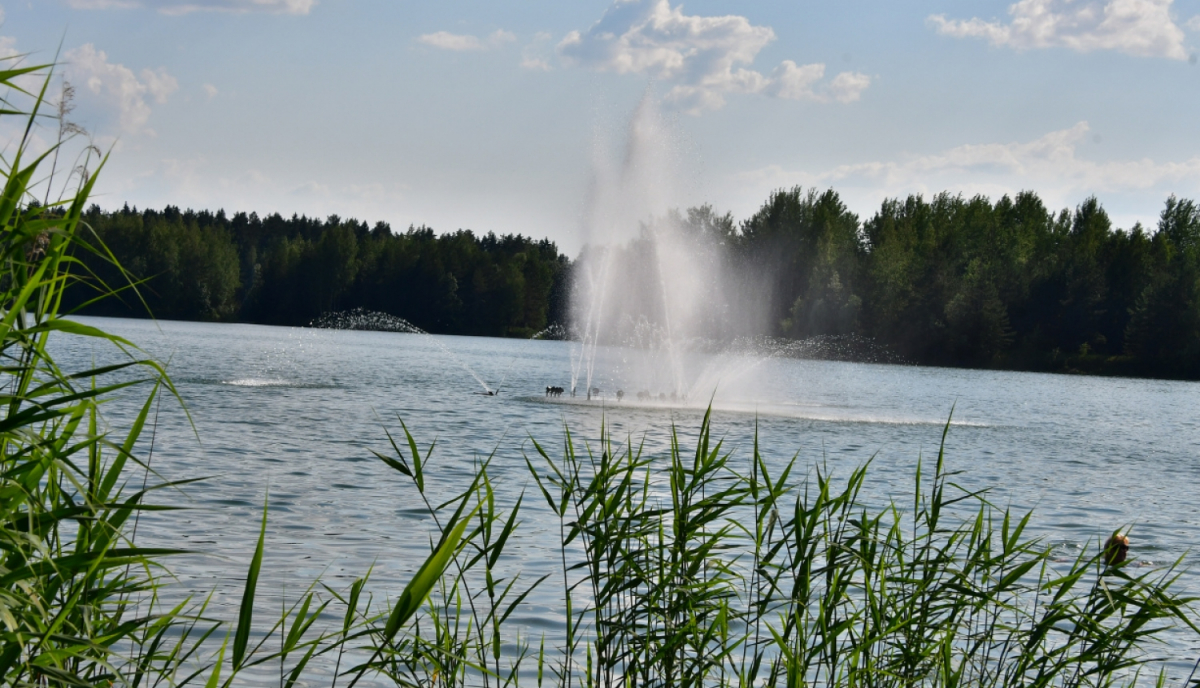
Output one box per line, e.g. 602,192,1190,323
0,57,503,687
526,413,1199,687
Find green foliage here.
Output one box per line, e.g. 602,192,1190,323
63,179,1200,377
0,57,196,686
734,186,1200,377
0,57,531,687
68,206,571,337
526,413,1199,687
526,410,751,687
1123,198,1200,378
738,187,863,340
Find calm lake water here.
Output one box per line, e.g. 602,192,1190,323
53,316,1200,681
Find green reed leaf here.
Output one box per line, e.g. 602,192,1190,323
232,493,268,669
384,504,478,643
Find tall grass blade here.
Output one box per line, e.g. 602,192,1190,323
233,493,268,669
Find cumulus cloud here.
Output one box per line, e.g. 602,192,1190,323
558,0,869,113
521,32,555,71
827,71,872,103
203,83,218,98
0,34,63,107
929,0,1190,60
66,0,314,14
66,0,140,8
65,44,179,134
734,122,1200,221
764,61,824,100
0,11,25,62
814,122,1200,190
0,35,18,60
418,29,516,52
418,32,485,51
521,56,552,71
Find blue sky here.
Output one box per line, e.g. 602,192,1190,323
3,0,1200,252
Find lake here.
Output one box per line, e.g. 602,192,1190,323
53,316,1200,681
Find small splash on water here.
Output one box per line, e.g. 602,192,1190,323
224,378,291,387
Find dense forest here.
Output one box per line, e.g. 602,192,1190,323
726,189,1200,379
64,190,1200,380
67,205,570,338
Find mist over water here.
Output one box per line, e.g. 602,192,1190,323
570,95,785,405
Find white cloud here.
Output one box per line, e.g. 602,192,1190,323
418,29,516,52
521,31,554,71
0,35,18,60
141,68,177,103
1186,15,1200,31
202,83,218,98
929,0,1190,60
521,56,552,71
66,0,141,8
558,0,870,113
65,44,179,134
733,122,1200,221
827,71,872,103
66,0,314,14
764,61,824,100
489,30,517,45
0,16,29,64
419,32,484,51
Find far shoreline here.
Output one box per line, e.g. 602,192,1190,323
69,313,1200,386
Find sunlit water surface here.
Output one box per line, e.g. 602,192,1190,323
52,317,1200,684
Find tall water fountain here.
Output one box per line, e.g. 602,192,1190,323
312,97,894,407
567,96,773,405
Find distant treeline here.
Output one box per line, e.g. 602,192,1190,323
66,189,1200,379
67,205,570,338
723,188,1200,379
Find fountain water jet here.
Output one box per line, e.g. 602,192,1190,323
311,308,494,394
566,94,764,406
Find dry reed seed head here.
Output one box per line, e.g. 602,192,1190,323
1103,532,1130,566
26,231,50,261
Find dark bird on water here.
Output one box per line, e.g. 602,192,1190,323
1103,532,1130,566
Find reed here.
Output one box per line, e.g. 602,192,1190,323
0,55,197,685
0,59,492,686
526,410,1200,687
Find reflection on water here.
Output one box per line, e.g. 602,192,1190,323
51,316,1200,677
